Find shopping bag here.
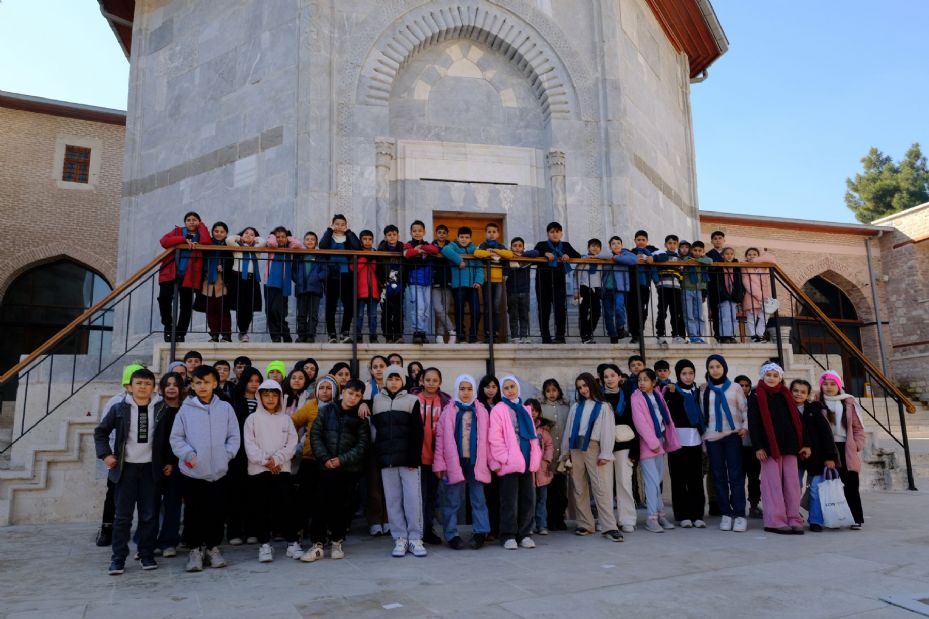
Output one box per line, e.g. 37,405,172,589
818,468,854,528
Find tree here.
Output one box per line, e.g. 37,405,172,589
845,143,929,223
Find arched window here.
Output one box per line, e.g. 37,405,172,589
0,260,112,399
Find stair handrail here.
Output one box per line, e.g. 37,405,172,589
0,249,173,384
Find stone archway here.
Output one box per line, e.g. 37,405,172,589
0,245,115,299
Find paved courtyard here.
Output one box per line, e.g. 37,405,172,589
2,491,929,618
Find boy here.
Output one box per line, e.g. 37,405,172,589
356,230,380,343
652,234,686,345
504,237,538,343
232,356,251,385
533,222,581,344
214,360,235,401
303,378,370,562
431,224,456,344
474,222,513,343
319,214,362,343
598,236,638,344
94,368,173,575
265,226,300,342
170,365,240,572
706,230,727,341
678,240,691,259
183,350,202,376
293,231,327,343
403,220,439,344
654,359,672,393
682,241,712,343
440,227,484,343
573,238,605,344
626,230,657,345
372,365,426,558
378,225,406,343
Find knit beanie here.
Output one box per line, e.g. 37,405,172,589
122,363,146,386
266,360,287,376
818,370,844,392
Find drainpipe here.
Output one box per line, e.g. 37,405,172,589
865,232,889,375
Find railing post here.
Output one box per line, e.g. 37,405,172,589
351,254,359,378
769,268,784,366
485,258,495,378
634,264,646,360
170,249,180,361
897,400,918,491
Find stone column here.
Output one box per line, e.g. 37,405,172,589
547,149,567,236
375,138,396,236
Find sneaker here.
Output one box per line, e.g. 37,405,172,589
240,333,250,343
328,336,338,344
369,524,383,536
409,539,428,557
809,523,823,532
228,538,243,546
603,529,624,542
330,540,345,560
286,542,304,559
186,548,204,572
657,337,668,346
95,524,113,547
140,557,158,570
733,517,748,533
536,528,549,536
448,536,465,550
108,560,125,575
503,538,518,550
620,525,635,533
749,506,764,519
207,546,226,568
258,543,273,563
719,516,733,531
392,538,408,558
645,518,664,533
246,536,259,544
629,336,639,344
850,523,862,530
657,514,675,530
382,523,390,535
574,528,592,536
162,547,177,558
680,519,694,528
468,533,486,549
694,519,707,528
519,537,536,549
448,332,456,344
436,335,445,344
300,543,325,563
672,336,686,344
340,334,353,344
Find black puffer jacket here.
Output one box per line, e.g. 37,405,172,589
371,390,423,468
310,401,370,473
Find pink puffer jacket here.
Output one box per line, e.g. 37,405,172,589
488,401,541,475
631,389,682,459
432,401,491,484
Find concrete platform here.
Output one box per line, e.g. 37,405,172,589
2,492,929,618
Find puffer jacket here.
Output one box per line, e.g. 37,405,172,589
292,254,328,296
441,241,485,288
310,401,370,472
371,389,424,468
403,239,439,286
355,255,379,300
159,222,212,287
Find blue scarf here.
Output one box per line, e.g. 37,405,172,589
643,391,672,439
677,383,705,433
703,379,736,432
240,246,259,281
502,397,536,472
546,240,573,274
177,228,200,275
568,400,603,451
369,379,379,398
454,401,478,462
205,238,225,285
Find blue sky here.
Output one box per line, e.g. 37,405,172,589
1,1,926,224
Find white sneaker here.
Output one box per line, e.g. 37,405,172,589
680,519,694,528
186,548,203,572
536,528,549,536
435,335,444,344
409,539,428,557
162,547,177,558
330,540,345,560
719,516,733,531
239,333,250,343
672,336,686,344
621,525,636,533
657,337,668,346
503,538,518,550
657,514,675,530
694,519,707,528
645,518,664,533
245,536,258,544
448,332,456,344
286,542,304,559
382,523,390,535
519,537,536,549
300,543,324,563
392,538,408,558
228,538,243,546
258,543,273,563
733,517,748,532
369,524,383,536
207,546,226,568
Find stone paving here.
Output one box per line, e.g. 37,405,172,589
2,491,929,618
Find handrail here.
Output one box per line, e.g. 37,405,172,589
0,249,173,384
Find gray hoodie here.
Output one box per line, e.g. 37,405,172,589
170,394,240,482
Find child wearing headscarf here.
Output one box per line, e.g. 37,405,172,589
817,370,866,529
665,359,707,528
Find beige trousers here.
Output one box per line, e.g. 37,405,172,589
612,449,637,527
570,441,618,532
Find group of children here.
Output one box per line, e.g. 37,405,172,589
157,213,776,346
95,347,866,575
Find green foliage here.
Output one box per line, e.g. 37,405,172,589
845,143,929,223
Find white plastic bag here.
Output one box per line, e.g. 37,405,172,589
818,468,854,529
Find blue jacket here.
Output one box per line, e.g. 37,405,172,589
265,253,293,295
292,254,328,295
630,247,658,287
598,248,639,292
170,395,240,482
403,239,439,287
319,228,361,275
441,242,485,288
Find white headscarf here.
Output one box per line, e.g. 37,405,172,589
499,374,521,402
759,362,784,380
453,374,478,405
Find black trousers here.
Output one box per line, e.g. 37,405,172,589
486,473,500,536
264,287,292,342
742,446,762,508
836,442,864,524
707,284,721,339
578,285,602,340
325,273,355,336
382,294,403,341
311,469,360,543
101,479,116,525
111,462,158,563
546,472,568,529
295,460,318,534
656,286,685,338
225,463,250,541
249,471,297,544
296,293,322,340
668,445,705,522
157,280,194,338
181,475,227,550
421,464,439,533
499,471,535,541
626,284,651,338
536,270,568,341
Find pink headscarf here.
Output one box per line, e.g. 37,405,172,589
818,370,844,392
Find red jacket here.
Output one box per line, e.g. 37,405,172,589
158,223,211,288
355,256,379,300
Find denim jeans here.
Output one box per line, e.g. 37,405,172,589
807,474,824,525
719,300,738,337
355,298,378,338
683,288,704,338
406,285,432,333
534,485,548,530
156,468,182,549
640,456,665,517
706,434,746,517
483,282,505,337
112,462,157,564
601,290,627,337
440,460,490,540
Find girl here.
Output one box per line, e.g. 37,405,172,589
818,370,866,529
364,356,388,401
716,247,744,343
283,369,311,416
228,367,263,545
244,380,300,562
665,360,706,528
701,354,749,532
598,364,637,533
527,398,553,535
417,367,450,545
478,375,502,540
734,373,761,518
540,378,570,531
741,248,777,343
294,358,319,395
748,363,810,535
488,376,541,549
319,214,361,343
225,226,265,342
363,356,390,537
561,373,621,541
328,363,353,390
630,369,681,533
433,374,491,550
201,222,233,342
154,372,185,556
407,361,425,393
158,212,211,343
791,379,838,532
